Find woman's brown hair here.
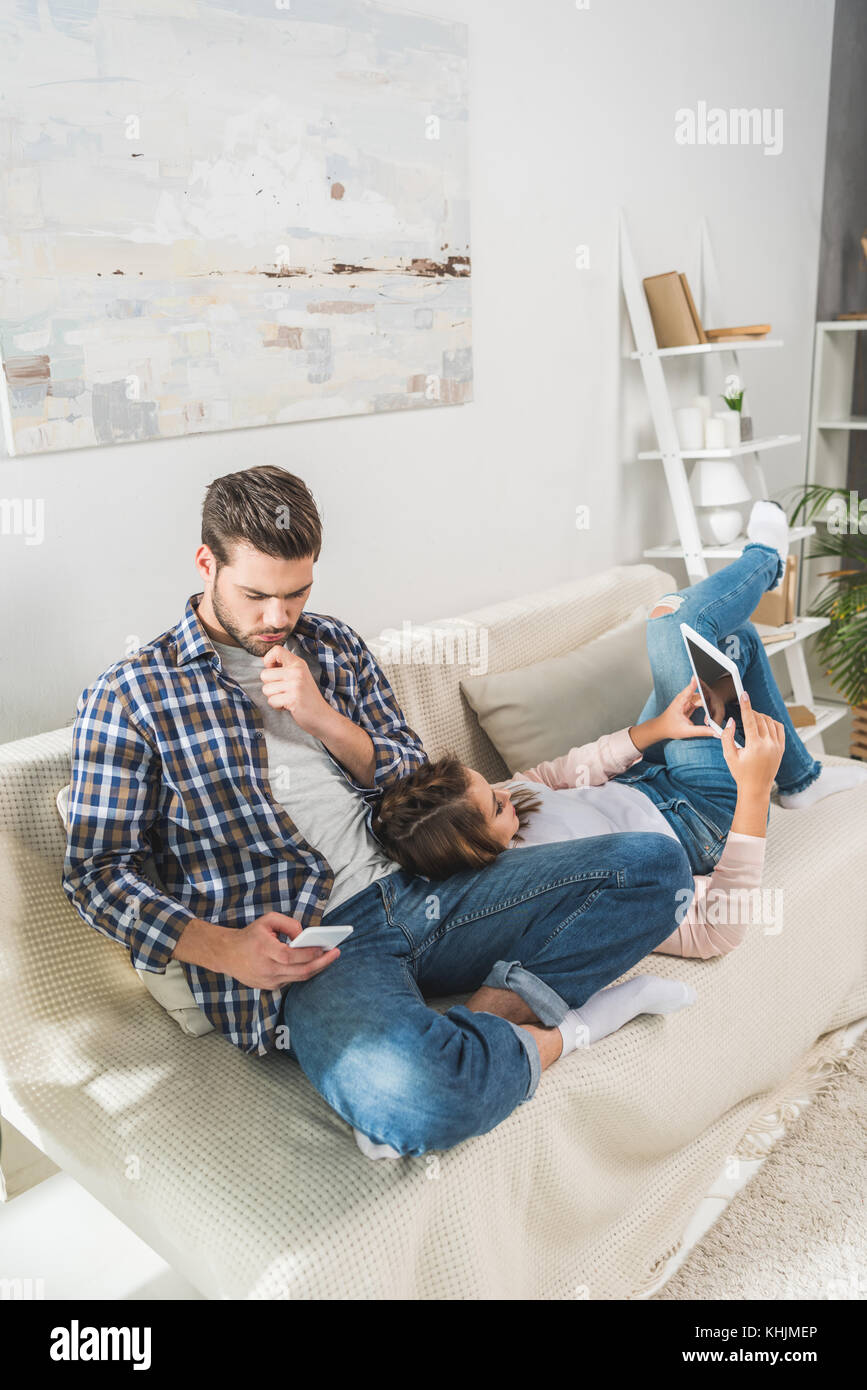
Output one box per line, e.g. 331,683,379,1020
371,755,541,879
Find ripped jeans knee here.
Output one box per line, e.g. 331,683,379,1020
649,593,685,619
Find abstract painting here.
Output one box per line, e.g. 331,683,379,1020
0,0,472,456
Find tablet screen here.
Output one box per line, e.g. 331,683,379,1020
684,635,731,692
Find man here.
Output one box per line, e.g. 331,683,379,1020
64,465,693,1157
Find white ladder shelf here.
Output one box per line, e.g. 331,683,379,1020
619,212,845,753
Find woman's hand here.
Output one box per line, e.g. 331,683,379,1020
629,677,716,751
721,691,785,796
698,676,728,729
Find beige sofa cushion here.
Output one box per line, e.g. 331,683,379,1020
459,604,652,773
369,564,677,778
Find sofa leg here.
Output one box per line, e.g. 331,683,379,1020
0,1116,58,1201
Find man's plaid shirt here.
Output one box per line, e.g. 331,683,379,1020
62,595,427,1055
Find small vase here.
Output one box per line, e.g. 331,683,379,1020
739,414,753,442
716,411,741,449
696,507,744,546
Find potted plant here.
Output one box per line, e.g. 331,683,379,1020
721,373,751,441
790,484,867,760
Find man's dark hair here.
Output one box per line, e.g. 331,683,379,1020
202,465,322,566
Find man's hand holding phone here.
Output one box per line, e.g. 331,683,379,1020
224,911,342,990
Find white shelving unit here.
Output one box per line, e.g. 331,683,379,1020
803,322,867,609
753,615,828,657
799,319,867,753
628,339,784,360
806,320,867,500
637,433,800,461
642,526,816,563
620,212,844,751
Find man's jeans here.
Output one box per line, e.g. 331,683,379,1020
613,543,821,875
281,833,693,1155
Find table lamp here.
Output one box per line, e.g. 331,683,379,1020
689,459,752,545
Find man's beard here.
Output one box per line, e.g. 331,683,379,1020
211,582,289,658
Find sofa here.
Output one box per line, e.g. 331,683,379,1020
1,562,866,1299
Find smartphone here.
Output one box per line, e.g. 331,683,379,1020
680,622,745,749
289,924,353,950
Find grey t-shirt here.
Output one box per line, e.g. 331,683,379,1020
213,636,400,914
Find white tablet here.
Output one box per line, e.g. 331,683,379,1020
680,622,745,746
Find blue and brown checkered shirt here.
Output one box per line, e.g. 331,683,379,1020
62,594,427,1054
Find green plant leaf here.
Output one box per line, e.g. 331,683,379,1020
787,484,867,705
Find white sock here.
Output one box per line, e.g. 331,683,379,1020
353,1127,403,1161
354,978,701,1149
778,762,867,810
557,974,697,1056
746,499,789,575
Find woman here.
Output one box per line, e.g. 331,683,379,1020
372,503,867,1050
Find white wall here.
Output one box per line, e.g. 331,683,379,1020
0,0,835,742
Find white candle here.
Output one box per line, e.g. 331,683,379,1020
704,417,726,450
675,406,704,451
694,395,712,424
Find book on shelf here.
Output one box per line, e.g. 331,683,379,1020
705,324,771,340
678,275,707,344
642,271,707,348
754,623,796,646
786,704,817,729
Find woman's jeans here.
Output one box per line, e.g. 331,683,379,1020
281,832,693,1156
613,543,821,875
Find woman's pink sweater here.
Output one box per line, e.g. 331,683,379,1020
504,727,765,959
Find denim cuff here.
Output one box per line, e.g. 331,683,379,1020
777,759,822,796
741,541,784,589
482,958,570,1028
503,1018,542,1102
